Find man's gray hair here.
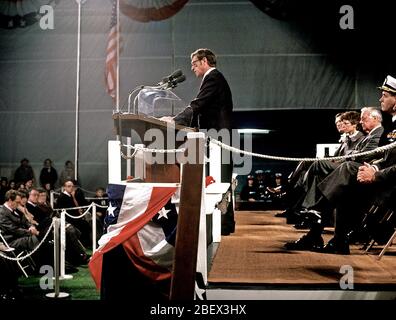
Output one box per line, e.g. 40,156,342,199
361,107,382,122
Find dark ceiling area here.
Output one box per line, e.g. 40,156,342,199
251,0,396,74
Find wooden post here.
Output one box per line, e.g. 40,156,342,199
170,132,205,300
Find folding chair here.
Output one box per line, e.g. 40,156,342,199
377,228,396,260
364,209,396,260
0,230,35,277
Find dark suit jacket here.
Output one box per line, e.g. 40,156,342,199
26,202,52,233
334,131,365,157
56,192,80,216
174,69,233,131
350,126,384,163
0,205,31,242
375,164,396,184
319,125,395,204
375,121,396,170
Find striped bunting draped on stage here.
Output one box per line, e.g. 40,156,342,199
0,0,52,29
89,183,179,289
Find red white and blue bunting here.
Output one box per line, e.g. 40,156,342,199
0,0,54,29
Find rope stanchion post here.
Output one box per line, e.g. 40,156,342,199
59,210,73,280
46,217,69,299
92,203,97,252
50,190,55,209
126,137,132,178
134,143,146,179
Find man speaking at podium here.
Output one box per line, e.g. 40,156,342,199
161,48,235,235
161,48,233,131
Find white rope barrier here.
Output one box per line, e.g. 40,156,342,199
85,197,109,201
55,203,108,274
119,137,396,163
0,202,109,278
120,143,185,159
0,220,55,261
53,203,91,215
209,138,396,162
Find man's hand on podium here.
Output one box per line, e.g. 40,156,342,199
159,116,175,124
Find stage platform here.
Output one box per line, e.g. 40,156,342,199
206,211,396,300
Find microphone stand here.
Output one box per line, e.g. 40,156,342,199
127,77,184,114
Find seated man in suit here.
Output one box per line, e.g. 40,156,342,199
285,76,396,254
299,107,383,211
0,190,40,253
56,179,92,247
326,75,396,252
282,112,346,222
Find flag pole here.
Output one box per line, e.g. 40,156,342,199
115,0,120,112
74,0,83,181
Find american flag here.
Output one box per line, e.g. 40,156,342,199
89,183,179,289
105,0,120,100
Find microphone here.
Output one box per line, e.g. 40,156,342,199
157,69,183,86
167,74,186,89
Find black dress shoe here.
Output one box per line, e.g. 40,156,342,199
0,292,16,301
347,230,369,244
293,220,311,229
275,211,287,218
286,210,303,224
303,209,322,224
319,238,350,255
285,234,324,250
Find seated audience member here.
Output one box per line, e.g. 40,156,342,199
0,190,42,256
17,182,26,192
16,190,38,227
280,113,347,221
26,188,51,234
267,172,284,193
298,107,381,212
36,188,89,266
25,179,34,190
56,180,91,247
285,107,381,229
240,175,258,202
8,180,16,190
91,187,109,240
285,76,396,254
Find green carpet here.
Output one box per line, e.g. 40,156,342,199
18,265,100,300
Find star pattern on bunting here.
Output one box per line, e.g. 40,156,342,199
157,207,171,220
107,202,117,217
